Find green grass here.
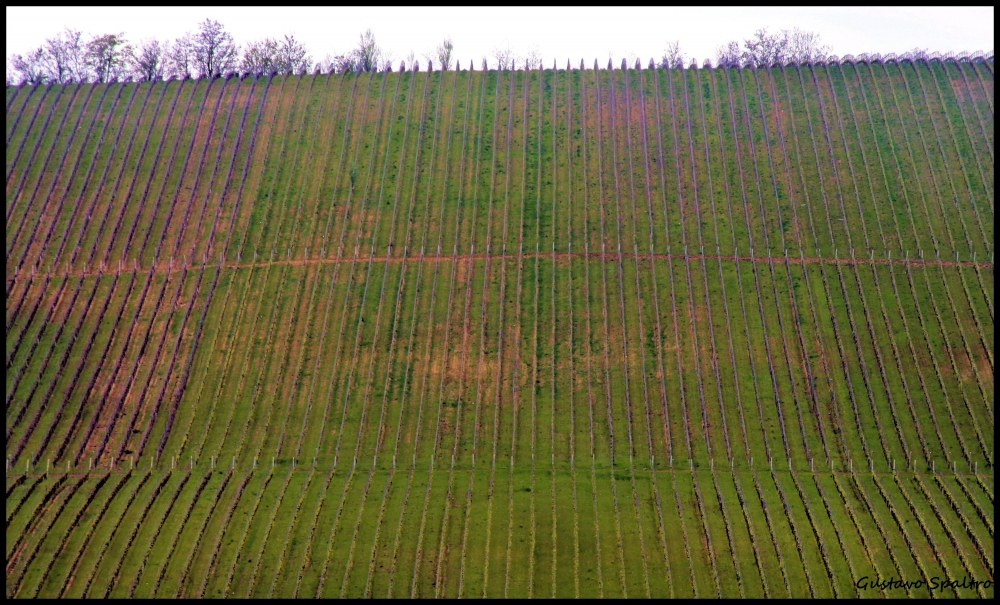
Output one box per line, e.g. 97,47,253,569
62,470,148,597
7,61,994,598
7,84,88,255
106,470,186,596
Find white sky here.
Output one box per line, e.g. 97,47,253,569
6,6,995,68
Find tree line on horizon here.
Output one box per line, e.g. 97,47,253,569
5,20,986,86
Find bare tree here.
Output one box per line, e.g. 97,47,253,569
129,38,164,81
716,40,742,67
328,29,384,74
660,40,684,68
787,28,829,62
191,19,237,77
242,37,279,76
331,54,357,74
433,37,454,71
727,27,830,67
88,34,130,82
492,44,515,70
165,34,194,79
381,52,395,72
275,34,312,74
742,27,789,66
316,53,337,75
42,28,86,83
352,29,382,72
10,47,48,85
524,46,543,70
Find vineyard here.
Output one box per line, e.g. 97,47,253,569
6,55,994,597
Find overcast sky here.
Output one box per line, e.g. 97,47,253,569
6,6,995,68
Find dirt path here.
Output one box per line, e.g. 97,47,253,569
7,251,994,283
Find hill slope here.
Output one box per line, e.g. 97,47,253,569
6,57,994,597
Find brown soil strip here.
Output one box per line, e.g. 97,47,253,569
7,251,994,282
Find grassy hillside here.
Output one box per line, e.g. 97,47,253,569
6,57,994,597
